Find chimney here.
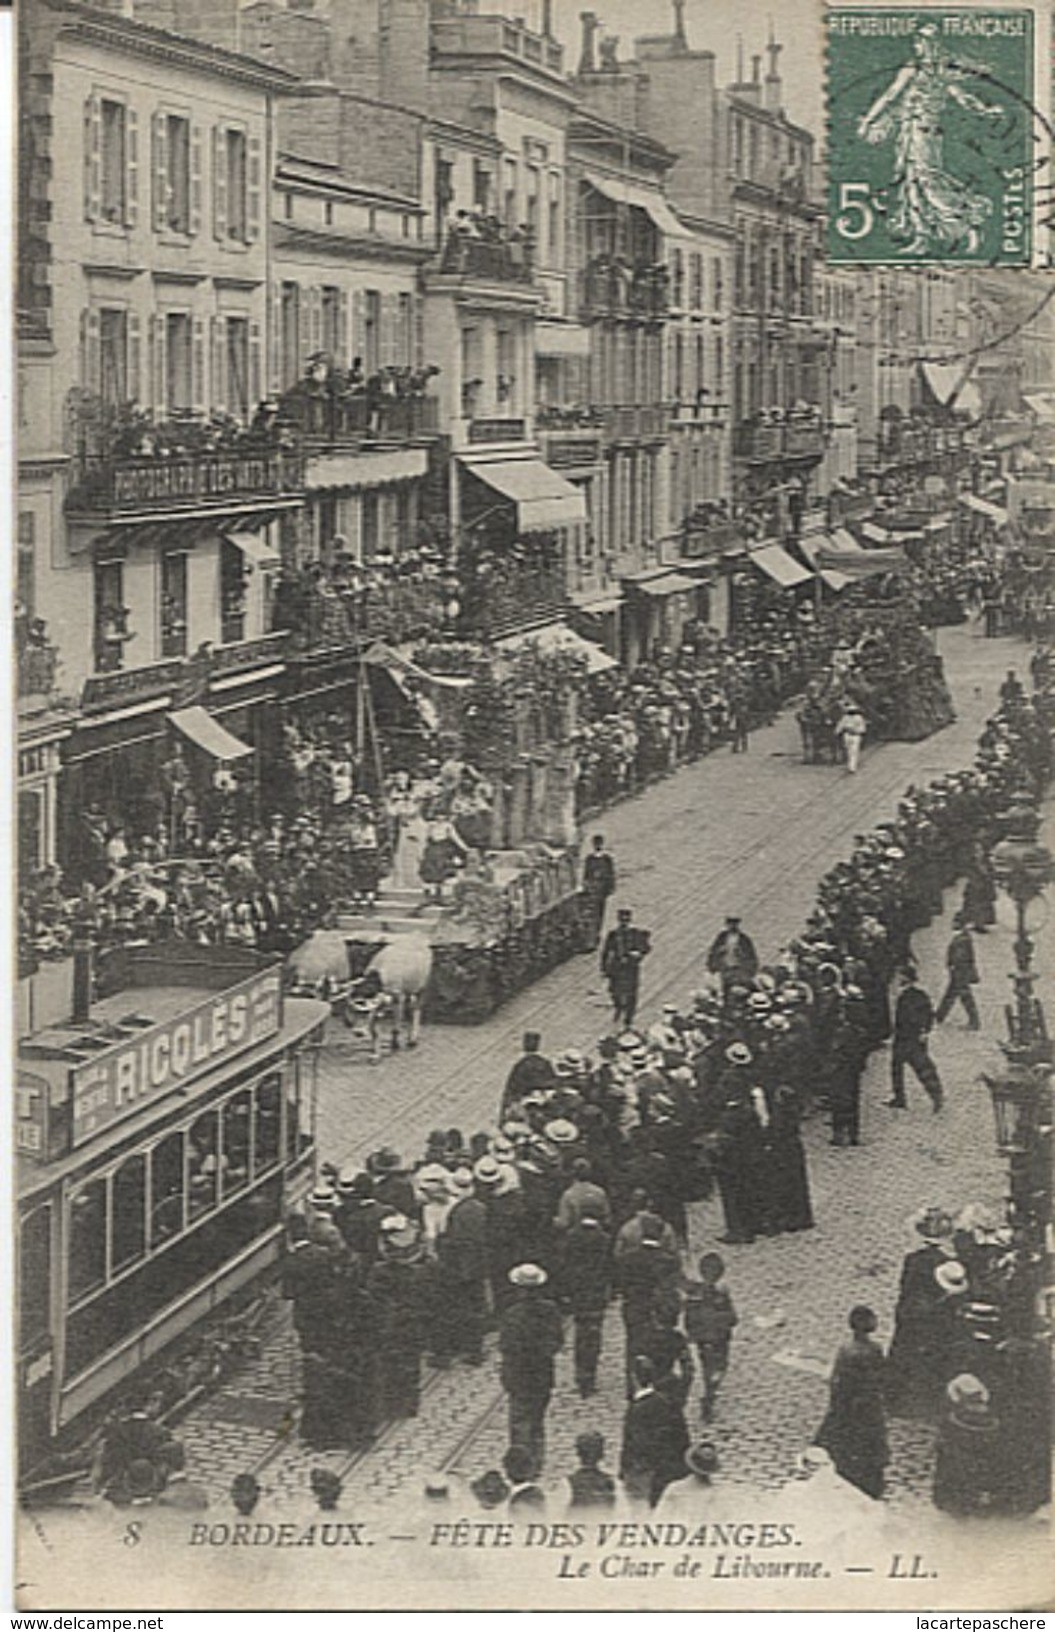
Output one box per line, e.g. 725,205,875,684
751,53,761,83
735,34,744,83
764,29,783,112
540,0,553,37
672,0,687,49
578,9,598,74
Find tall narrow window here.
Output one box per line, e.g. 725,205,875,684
160,552,189,658
68,1182,107,1304
166,114,191,233
17,513,35,618
226,316,250,420
99,308,128,407
100,99,127,223
321,286,341,359
18,1206,51,1351
280,282,300,387
364,291,381,375
165,312,192,411
225,127,248,242
94,559,127,674
397,293,413,367
361,492,379,560
713,258,723,310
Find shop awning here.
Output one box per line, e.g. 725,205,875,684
224,530,280,568
627,570,699,598
535,321,592,359
582,170,684,237
363,641,473,690
748,544,813,588
1024,393,1055,425
921,360,968,407
956,381,982,417
465,458,587,531
496,621,617,674
169,706,254,761
799,535,852,592
959,494,1009,524
831,527,866,554
571,590,623,616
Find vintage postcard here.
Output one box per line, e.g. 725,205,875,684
13,0,1055,1612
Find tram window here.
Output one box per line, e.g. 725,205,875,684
110,1154,147,1274
19,1205,51,1349
222,1092,252,1197
68,1180,107,1304
255,1073,282,1173
188,1109,222,1221
150,1131,184,1247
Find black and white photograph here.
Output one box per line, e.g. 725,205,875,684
11,0,1055,1611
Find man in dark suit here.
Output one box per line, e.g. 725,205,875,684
887,965,943,1112
581,834,617,952
620,1356,690,1508
935,914,980,1030
601,907,651,1028
500,1032,554,1118
706,915,759,990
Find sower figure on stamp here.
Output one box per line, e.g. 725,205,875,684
601,907,651,1029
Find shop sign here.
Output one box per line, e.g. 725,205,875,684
70,969,283,1147
16,1071,52,1162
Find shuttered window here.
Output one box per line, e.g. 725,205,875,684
166,312,192,411
280,282,300,387
100,99,127,224
226,316,250,420
99,308,128,406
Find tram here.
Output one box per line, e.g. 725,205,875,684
16,941,329,1475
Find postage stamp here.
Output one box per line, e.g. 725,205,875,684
827,8,1036,265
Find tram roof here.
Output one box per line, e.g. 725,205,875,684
17,995,329,1205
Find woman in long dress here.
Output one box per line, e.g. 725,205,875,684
386,773,428,891
857,26,1005,257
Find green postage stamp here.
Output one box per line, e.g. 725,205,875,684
827,9,1036,265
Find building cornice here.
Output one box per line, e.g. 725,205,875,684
273,222,433,265
44,0,301,94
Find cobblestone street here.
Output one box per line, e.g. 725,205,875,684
179,626,1043,1510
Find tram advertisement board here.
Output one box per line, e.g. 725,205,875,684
69,969,284,1147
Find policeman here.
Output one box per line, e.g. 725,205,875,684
601,907,652,1029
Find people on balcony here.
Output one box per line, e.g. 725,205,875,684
536,403,607,430
583,254,670,318
441,209,536,282
15,609,60,698
278,355,440,440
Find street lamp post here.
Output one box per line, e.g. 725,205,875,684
982,795,1054,1318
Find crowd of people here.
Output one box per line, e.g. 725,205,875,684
265,648,1052,1515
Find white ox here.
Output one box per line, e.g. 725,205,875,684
343,932,433,1062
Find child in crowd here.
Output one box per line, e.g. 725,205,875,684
681,1252,739,1422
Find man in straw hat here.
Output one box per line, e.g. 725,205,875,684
499,1264,564,1476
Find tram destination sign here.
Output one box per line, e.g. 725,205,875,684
70,969,284,1147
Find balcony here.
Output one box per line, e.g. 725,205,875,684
603,404,671,443
278,385,440,448
580,258,670,323
460,563,567,640
431,14,565,76
278,572,452,655
681,518,742,558
17,634,60,702
81,657,187,714
66,446,306,522
734,417,826,463
468,417,527,445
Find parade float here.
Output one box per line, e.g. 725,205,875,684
326,633,595,1023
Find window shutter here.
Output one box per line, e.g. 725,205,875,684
213,126,228,242
152,112,169,232
308,286,323,355
249,320,262,406
189,124,203,236
337,290,350,365
84,95,102,222
210,317,224,408
128,314,142,403
150,313,167,414
125,108,139,228
192,316,206,412
382,294,399,366
81,309,102,393
413,295,424,370
351,289,366,365
246,133,262,244
298,285,312,367
269,283,283,393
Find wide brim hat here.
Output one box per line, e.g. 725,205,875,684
544,1118,579,1146
946,1372,989,1407
935,1261,968,1295
725,1042,753,1066
508,1262,548,1289
473,1156,503,1187
684,1441,720,1478
371,1147,402,1172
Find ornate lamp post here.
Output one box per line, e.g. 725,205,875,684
983,796,1053,1308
